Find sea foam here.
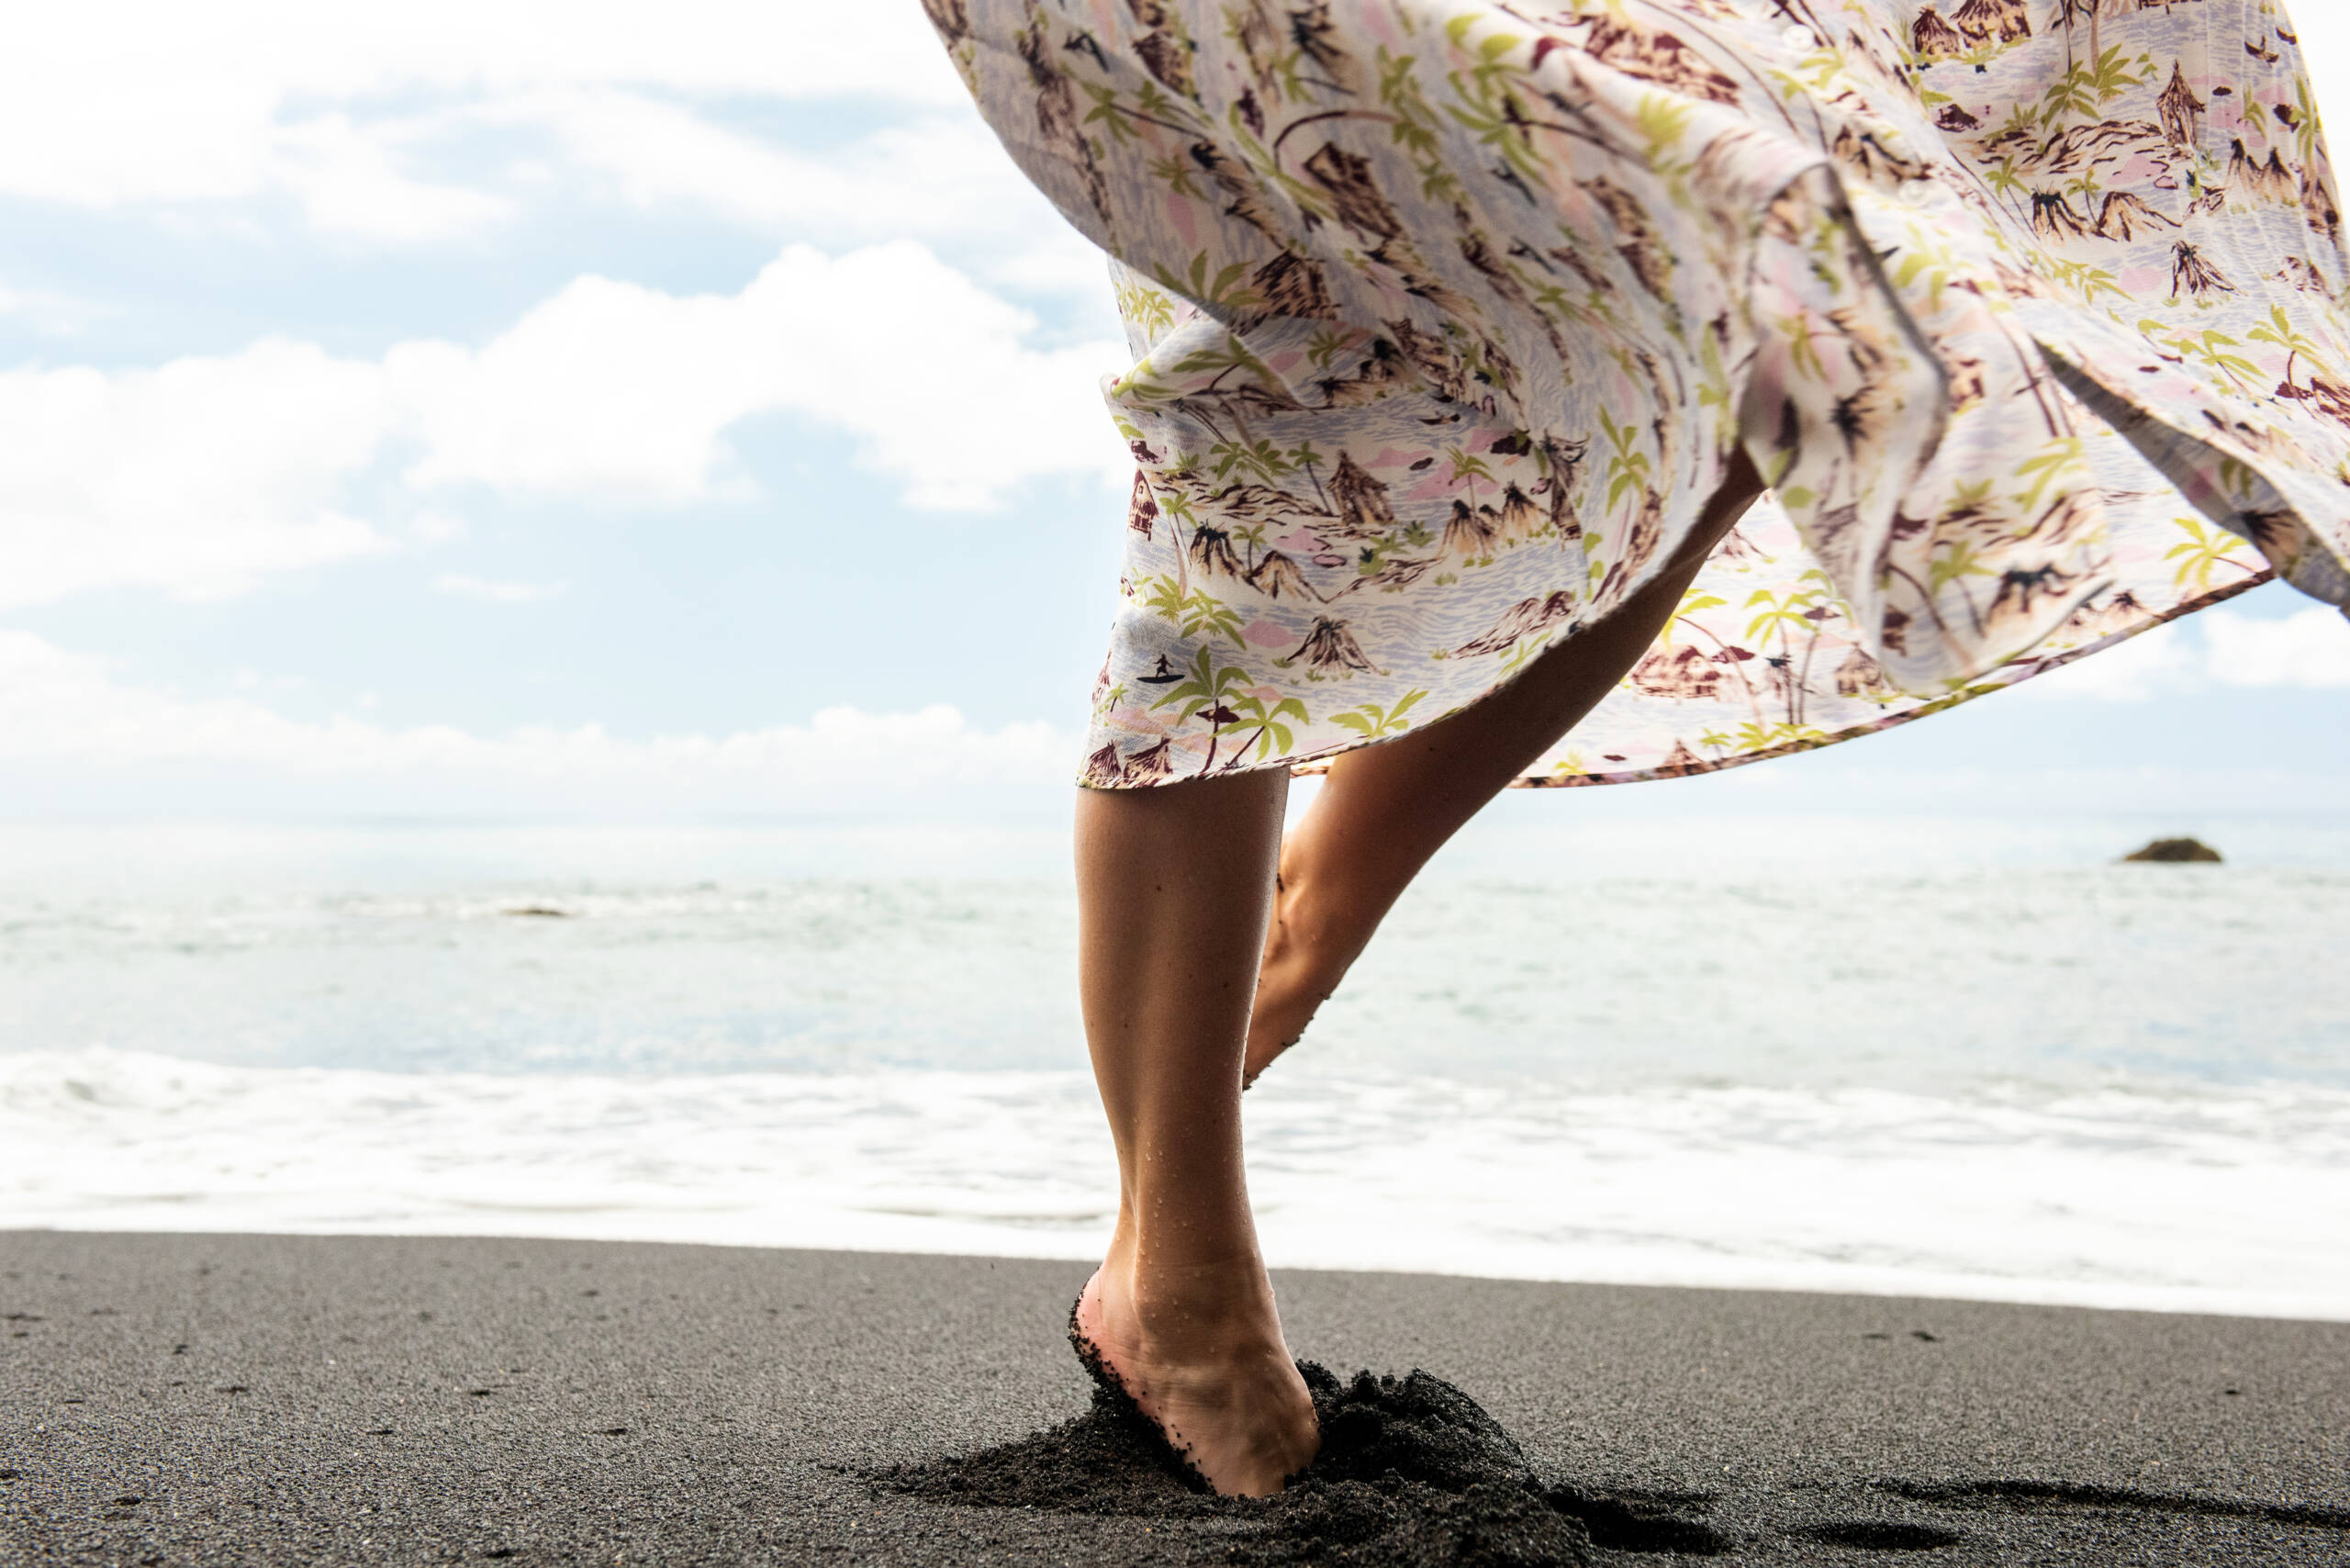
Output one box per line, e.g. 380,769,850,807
6,1047,2345,1320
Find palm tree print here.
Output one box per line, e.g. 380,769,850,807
1331,689,1429,740
1744,575,1836,728
2250,305,2333,398
2165,517,2266,589
934,0,2350,791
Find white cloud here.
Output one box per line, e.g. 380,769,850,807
0,242,1125,609
435,574,567,603
2205,605,2350,689
0,61,1117,319
0,628,1073,809
232,667,308,694
390,241,1127,508
0,3,964,213
508,89,1109,292
0,6,1120,284
2020,603,2350,700
507,91,991,232
272,113,509,243
0,277,106,337
0,338,393,608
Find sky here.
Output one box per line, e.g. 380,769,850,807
0,1,2345,823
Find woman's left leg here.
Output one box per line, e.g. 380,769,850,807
1246,455,1765,1083
1072,766,1320,1496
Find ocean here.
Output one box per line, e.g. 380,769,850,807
5,809,2347,1321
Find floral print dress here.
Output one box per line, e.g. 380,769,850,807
923,0,2350,788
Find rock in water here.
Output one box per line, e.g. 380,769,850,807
2121,837,2223,863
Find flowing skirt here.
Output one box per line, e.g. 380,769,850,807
925,0,2350,787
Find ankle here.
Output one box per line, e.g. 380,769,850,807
1097,1247,1281,1350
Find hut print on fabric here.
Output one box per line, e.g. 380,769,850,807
927,0,2350,789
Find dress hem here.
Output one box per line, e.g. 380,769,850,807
1074,566,2278,792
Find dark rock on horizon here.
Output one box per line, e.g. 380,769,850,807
2122,837,2223,864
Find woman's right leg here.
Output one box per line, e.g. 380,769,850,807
1073,766,1320,1496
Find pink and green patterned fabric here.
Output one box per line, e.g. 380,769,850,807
924,0,2350,787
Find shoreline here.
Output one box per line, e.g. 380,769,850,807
7,1211,2348,1327
5,1231,2347,1563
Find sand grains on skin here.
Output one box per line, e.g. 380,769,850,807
1070,1268,1321,1499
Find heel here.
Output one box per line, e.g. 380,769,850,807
1066,1290,1214,1494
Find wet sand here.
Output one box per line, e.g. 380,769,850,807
2,1231,2345,1564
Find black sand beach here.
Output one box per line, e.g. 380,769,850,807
3,1233,2345,1565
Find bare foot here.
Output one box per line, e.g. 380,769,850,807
1073,1259,1319,1496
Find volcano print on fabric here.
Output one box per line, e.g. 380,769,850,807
928,1,2350,789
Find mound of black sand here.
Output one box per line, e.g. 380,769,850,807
878,1361,1731,1564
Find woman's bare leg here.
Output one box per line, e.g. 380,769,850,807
1246,454,1765,1083
1072,766,1318,1496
